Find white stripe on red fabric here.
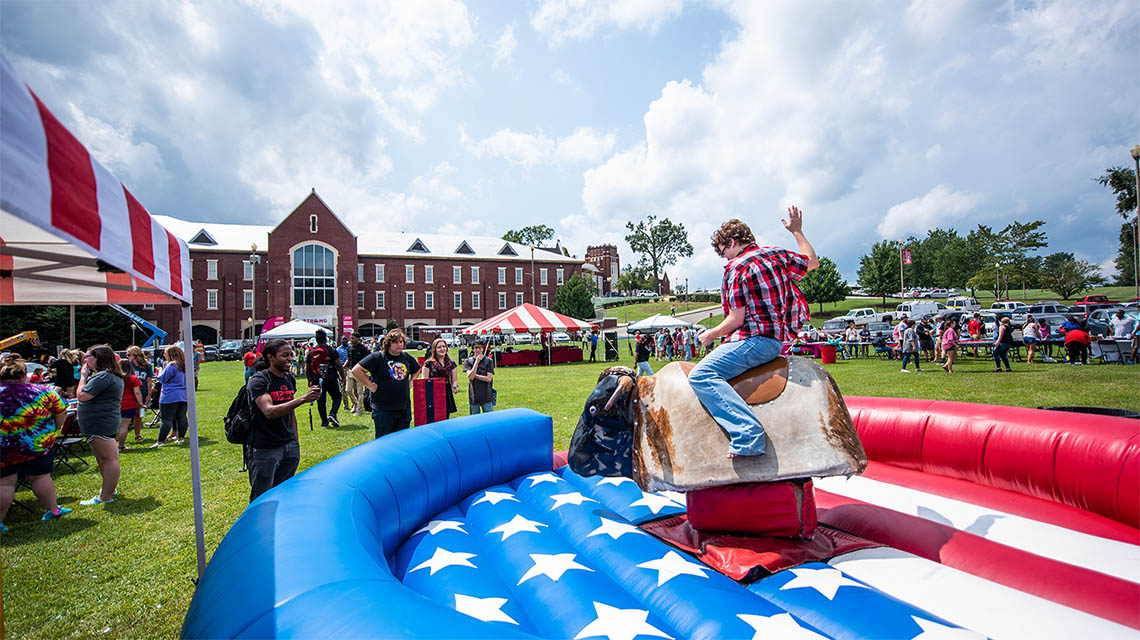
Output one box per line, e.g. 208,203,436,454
150,217,170,295
0,55,51,231
92,159,132,271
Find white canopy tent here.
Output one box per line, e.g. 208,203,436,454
0,55,207,576
626,313,694,332
260,319,334,340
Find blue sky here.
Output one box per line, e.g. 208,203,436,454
2,0,1136,289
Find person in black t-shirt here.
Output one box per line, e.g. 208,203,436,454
342,334,371,415
305,329,345,428
351,328,421,439
635,335,654,376
247,339,320,502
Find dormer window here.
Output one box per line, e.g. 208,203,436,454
189,229,217,246
309,215,318,233
407,238,430,253
498,243,518,256
455,241,475,255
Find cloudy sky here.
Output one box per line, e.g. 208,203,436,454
3,0,1136,288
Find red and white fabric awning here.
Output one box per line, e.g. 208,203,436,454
461,303,594,335
0,54,191,306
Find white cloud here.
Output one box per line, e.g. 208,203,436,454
65,103,169,185
555,127,616,164
463,126,615,167
876,186,982,239
530,0,684,46
492,24,517,69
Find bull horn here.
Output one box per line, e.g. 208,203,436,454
604,376,635,412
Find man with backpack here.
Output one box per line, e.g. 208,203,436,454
244,339,320,502
305,329,345,428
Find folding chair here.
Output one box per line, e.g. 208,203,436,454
1095,339,1121,364
52,414,89,473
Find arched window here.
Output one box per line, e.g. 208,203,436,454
293,244,336,306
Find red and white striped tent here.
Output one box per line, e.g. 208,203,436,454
0,54,207,576
460,302,595,335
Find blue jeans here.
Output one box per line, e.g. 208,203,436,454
993,343,1011,369
901,352,920,370
469,402,494,414
689,336,782,456
636,361,653,376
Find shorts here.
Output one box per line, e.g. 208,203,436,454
943,346,956,352
121,408,140,419
1,450,55,477
86,434,117,444
1022,337,1037,345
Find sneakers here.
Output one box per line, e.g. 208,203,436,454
328,415,340,428
42,506,73,521
80,495,116,506
0,522,7,533
900,368,911,373
149,442,163,449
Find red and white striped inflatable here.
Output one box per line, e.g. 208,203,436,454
462,302,594,335
0,53,191,305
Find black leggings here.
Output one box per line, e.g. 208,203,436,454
158,402,188,441
1066,342,1088,365
316,373,342,423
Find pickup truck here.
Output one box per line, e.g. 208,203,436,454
838,307,894,326
990,301,1030,323
1074,294,1112,305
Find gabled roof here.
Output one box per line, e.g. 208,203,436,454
498,243,518,256
407,238,430,253
455,241,475,255
189,229,218,245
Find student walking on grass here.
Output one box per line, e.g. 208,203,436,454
993,317,1014,372
694,208,818,458
77,345,124,506
247,339,320,502
900,319,921,372
115,360,144,452
940,318,959,373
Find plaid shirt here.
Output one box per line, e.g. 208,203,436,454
721,244,810,342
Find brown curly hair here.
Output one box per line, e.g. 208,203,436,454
710,219,754,255
382,328,408,354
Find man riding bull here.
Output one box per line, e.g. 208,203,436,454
694,207,819,458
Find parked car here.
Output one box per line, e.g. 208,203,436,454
989,301,1030,323
405,340,430,351
1074,294,1113,305
840,307,893,326
218,340,244,360
820,319,849,337
1067,302,1117,319
894,301,944,319
946,296,980,312
551,332,571,343
1087,308,1127,336
636,290,657,298
865,322,892,340
511,334,533,345
1033,314,1069,339
202,345,219,362
1025,302,1068,316
439,332,461,347
921,288,949,298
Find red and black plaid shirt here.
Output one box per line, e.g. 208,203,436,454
721,244,810,342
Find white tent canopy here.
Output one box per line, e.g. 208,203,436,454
626,314,694,331
0,54,206,577
460,302,594,335
260,319,334,340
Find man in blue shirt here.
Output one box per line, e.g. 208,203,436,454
1060,315,1082,334
589,331,599,362
336,335,349,366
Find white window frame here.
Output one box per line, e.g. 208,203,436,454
498,292,507,309
472,292,480,309
541,292,549,308
243,289,253,310
376,291,385,309
425,291,434,310
357,291,365,309
406,265,415,283
515,267,523,285
207,259,218,280
206,289,218,310
406,291,415,309
375,264,385,282
498,267,506,284
357,263,364,282
540,268,548,285
453,292,462,310
515,292,524,307
557,268,564,285
142,303,155,311
471,266,480,284
453,266,462,284
309,214,318,233
425,265,434,284
243,260,253,281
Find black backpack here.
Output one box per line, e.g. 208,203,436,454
224,373,260,446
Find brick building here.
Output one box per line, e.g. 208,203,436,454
143,191,584,343
584,244,620,295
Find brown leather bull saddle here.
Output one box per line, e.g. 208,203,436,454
675,357,789,405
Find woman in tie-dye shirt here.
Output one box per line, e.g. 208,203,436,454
1,355,72,531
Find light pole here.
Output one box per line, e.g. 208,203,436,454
995,262,1003,300
247,315,253,341
685,277,689,312
1130,145,1140,298
249,243,261,338
529,246,536,305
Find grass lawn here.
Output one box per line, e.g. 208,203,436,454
3,350,1138,637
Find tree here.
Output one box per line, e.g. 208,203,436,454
552,272,596,320
932,233,984,289
1043,255,1105,300
967,220,1048,299
502,225,555,246
798,257,848,313
1096,167,1138,287
857,240,900,305
0,305,136,354
615,265,651,295
625,215,693,294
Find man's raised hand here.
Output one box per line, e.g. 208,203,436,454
781,206,804,235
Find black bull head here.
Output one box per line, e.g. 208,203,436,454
568,368,639,478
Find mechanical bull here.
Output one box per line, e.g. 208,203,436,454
568,357,868,492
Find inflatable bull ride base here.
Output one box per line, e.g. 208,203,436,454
183,356,1140,639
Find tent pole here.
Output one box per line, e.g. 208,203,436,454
182,303,207,579
69,304,75,349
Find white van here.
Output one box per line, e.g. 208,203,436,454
947,296,980,312
894,301,944,319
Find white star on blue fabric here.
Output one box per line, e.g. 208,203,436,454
628,492,682,514
409,547,477,575
414,519,467,536
527,473,562,486
573,602,672,640
778,567,865,600
636,551,709,586
910,616,985,639
472,490,519,506
587,518,644,540
597,476,636,487
738,613,826,639
549,491,599,509
489,514,547,540
518,553,594,584
454,594,519,625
